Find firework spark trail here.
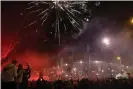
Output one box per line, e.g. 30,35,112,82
24,21,37,28
57,19,60,45
64,24,67,31
28,9,43,14
1,41,19,64
38,9,49,16
25,1,100,45
2,42,17,58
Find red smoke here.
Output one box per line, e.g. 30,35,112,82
1,34,56,80
16,50,55,70
1,32,18,59
15,50,55,80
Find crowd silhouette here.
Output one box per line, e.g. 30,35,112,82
29,78,133,89
1,59,133,89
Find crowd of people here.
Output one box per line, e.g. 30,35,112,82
29,77,133,89
1,60,31,89
1,60,133,89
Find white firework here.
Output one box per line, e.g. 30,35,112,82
25,1,100,45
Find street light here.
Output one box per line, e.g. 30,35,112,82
116,56,121,60
116,56,121,65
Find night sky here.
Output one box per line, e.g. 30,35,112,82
1,1,133,70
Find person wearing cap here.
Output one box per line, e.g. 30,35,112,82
1,59,18,89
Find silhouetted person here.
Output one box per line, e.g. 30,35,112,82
20,63,31,89
16,64,24,89
36,72,45,89
1,60,17,89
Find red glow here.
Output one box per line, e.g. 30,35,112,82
1,50,56,79
1,33,18,59
29,76,49,81
1,30,57,80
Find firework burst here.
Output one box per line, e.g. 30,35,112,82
25,1,100,45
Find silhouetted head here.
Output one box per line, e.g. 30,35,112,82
12,60,17,65
18,64,23,69
127,73,130,76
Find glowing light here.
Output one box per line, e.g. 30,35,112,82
95,61,100,64
66,74,68,77
96,73,99,76
111,70,114,72
102,37,110,46
126,66,129,69
35,30,38,32
50,32,52,34
73,68,76,71
65,63,68,66
122,70,124,72
131,18,133,24
116,56,121,60
101,70,104,73
80,60,83,64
